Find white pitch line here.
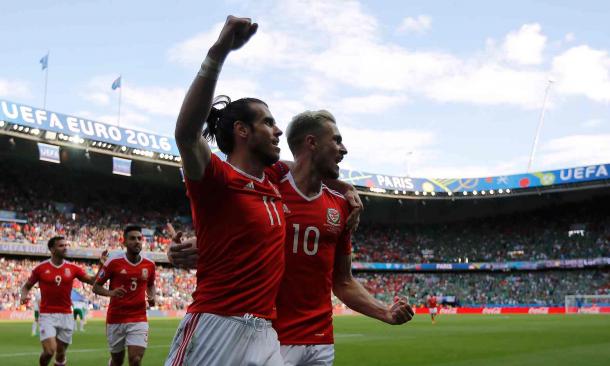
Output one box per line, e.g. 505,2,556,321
334,333,364,338
0,345,167,358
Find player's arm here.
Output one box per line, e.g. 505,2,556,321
176,15,258,180
91,264,127,298
332,254,414,325
166,223,198,269
80,250,109,285
147,266,157,307
92,282,127,298
20,280,35,305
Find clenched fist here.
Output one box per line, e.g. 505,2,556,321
214,15,258,54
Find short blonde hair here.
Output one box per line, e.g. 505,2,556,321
286,110,336,154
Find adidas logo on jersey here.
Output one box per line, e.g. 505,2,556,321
244,181,255,190
283,204,291,214
120,269,127,274
44,270,50,274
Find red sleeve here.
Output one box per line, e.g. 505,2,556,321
265,161,290,184
95,261,112,285
147,264,156,287
338,202,352,255
26,266,39,287
75,265,88,281
184,154,228,202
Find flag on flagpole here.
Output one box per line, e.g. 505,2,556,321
111,76,122,90
40,53,49,70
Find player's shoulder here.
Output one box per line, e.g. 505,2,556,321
322,185,347,200
141,256,156,266
322,185,349,210
32,259,51,271
104,253,126,267
65,260,86,272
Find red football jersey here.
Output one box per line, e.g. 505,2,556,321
273,173,352,345
26,260,88,314
96,254,156,324
427,296,438,308
185,154,286,319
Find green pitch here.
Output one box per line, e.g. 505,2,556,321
1,315,610,365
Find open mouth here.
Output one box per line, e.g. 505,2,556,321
271,139,280,151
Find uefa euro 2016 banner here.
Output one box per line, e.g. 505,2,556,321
0,99,179,156
339,163,609,193
2,99,609,193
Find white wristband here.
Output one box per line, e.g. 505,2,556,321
197,57,223,80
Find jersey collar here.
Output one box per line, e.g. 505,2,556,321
225,161,266,183
287,172,324,202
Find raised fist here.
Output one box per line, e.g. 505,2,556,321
215,15,258,53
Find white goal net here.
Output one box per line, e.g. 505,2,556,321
565,295,610,314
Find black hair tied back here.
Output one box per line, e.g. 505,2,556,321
203,95,231,141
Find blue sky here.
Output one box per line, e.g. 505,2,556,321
1,0,609,178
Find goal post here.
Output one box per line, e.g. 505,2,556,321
565,295,610,314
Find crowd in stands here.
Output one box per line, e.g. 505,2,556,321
358,270,610,306
2,257,608,310
0,158,193,252
0,258,196,312
2,158,609,263
352,209,610,263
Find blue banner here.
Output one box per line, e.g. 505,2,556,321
340,163,609,193
37,142,60,163
1,100,178,155
352,257,610,272
112,157,132,176
3,99,609,193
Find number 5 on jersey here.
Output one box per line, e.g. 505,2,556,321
292,224,320,255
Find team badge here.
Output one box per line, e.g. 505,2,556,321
142,268,148,280
326,208,341,226
65,268,71,277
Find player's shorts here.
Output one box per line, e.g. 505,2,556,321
73,309,84,320
164,313,283,366
429,307,438,315
39,313,74,344
280,344,335,366
106,322,149,353
34,310,39,321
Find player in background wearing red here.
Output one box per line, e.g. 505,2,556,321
93,225,156,366
273,110,415,365
164,15,287,366
427,294,439,324
20,236,98,366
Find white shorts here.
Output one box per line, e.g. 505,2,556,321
39,313,74,344
106,322,149,353
429,308,438,315
165,313,283,366
281,344,335,366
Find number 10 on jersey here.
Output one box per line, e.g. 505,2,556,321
292,224,320,256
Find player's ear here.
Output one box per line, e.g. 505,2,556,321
305,134,317,151
234,121,250,139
